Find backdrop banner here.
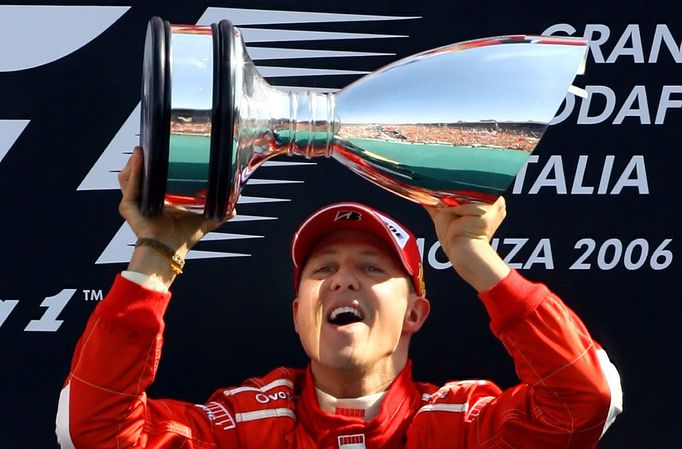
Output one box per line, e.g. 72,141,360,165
0,2,678,449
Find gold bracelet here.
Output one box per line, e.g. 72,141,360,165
135,238,185,275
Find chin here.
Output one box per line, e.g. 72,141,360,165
320,348,367,372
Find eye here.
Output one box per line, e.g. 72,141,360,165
314,264,335,274
362,264,383,274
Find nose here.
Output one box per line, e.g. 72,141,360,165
329,263,360,291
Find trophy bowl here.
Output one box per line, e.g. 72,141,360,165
140,16,587,220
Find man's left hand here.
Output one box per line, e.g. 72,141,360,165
425,197,510,292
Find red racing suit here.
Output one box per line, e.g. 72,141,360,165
56,270,622,449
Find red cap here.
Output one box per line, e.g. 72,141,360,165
291,202,425,296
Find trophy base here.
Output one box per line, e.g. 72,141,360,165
140,17,236,221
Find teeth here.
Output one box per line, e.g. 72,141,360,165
329,306,363,321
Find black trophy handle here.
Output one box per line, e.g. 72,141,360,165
139,16,171,217
205,20,236,221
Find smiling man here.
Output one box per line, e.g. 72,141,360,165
56,148,622,449
291,204,431,403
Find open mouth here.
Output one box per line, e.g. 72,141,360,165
328,306,365,326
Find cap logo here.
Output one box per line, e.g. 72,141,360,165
334,211,362,221
376,213,410,249
386,223,405,241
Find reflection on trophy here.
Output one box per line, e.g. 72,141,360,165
140,17,587,220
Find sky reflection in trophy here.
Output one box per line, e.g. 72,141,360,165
140,17,588,220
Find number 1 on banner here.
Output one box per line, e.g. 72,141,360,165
24,289,76,332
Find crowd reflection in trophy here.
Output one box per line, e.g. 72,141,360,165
337,122,540,152
170,108,541,154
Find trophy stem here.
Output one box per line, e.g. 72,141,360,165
282,90,335,159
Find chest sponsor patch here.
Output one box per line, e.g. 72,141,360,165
338,434,366,449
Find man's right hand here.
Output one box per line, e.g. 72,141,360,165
118,146,233,286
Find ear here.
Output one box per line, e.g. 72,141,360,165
403,296,430,334
292,298,300,334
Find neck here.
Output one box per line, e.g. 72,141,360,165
311,352,408,398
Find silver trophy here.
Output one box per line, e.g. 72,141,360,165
140,17,587,220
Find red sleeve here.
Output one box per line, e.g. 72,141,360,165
467,270,622,449
56,275,236,449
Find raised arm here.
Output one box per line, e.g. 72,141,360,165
118,147,229,287
56,148,235,448
425,197,510,293
426,198,623,448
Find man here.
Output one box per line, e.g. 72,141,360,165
56,147,622,448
